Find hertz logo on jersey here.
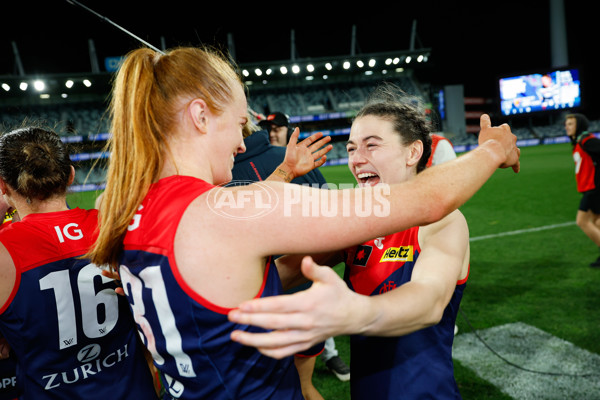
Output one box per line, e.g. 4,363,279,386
380,246,413,262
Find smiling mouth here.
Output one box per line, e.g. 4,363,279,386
357,172,380,186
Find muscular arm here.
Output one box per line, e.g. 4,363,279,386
233,119,515,259
178,114,517,310
355,210,469,336
227,211,470,358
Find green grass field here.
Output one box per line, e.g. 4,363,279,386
66,142,600,399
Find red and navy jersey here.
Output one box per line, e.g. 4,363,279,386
0,208,157,399
120,175,302,400
573,132,600,193
343,226,467,400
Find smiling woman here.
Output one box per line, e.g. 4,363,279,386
85,43,519,400
227,83,473,399
347,86,432,187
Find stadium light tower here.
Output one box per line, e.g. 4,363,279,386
11,41,25,76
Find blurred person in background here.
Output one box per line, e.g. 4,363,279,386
259,111,293,147
565,113,600,267
233,122,331,399
238,117,351,383
427,133,457,167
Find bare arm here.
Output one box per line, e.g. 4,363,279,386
355,210,469,336
218,114,518,259
228,210,469,358
176,114,518,308
0,244,16,312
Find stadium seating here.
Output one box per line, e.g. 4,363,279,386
2,77,597,190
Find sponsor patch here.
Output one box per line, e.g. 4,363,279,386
350,245,373,267
380,246,413,262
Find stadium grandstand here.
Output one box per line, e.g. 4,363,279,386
0,65,594,192
0,0,596,192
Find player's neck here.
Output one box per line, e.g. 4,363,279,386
11,195,70,219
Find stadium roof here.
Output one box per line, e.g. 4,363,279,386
1,0,597,117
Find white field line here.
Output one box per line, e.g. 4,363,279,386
453,322,600,399
470,221,576,242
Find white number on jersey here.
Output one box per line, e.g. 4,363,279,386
39,264,120,349
120,265,196,378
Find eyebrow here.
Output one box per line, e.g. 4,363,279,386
346,135,383,146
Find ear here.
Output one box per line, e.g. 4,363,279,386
188,98,210,134
68,165,75,186
0,178,8,196
406,140,424,167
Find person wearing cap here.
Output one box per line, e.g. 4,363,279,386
232,123,345,399
259,112,293,147
253,113,353,382
565,113,600,267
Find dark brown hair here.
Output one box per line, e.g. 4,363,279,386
356,82,432,173
0,126,72,201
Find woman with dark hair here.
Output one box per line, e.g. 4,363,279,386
0,126,158,399
87,44,518,399
229,84,472,399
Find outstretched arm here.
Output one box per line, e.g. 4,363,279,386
198,114,519,260
267,128,332,183
228,211,469,358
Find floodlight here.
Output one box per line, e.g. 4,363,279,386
33,80,45,91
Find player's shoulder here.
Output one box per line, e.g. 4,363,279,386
420,209,467,238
